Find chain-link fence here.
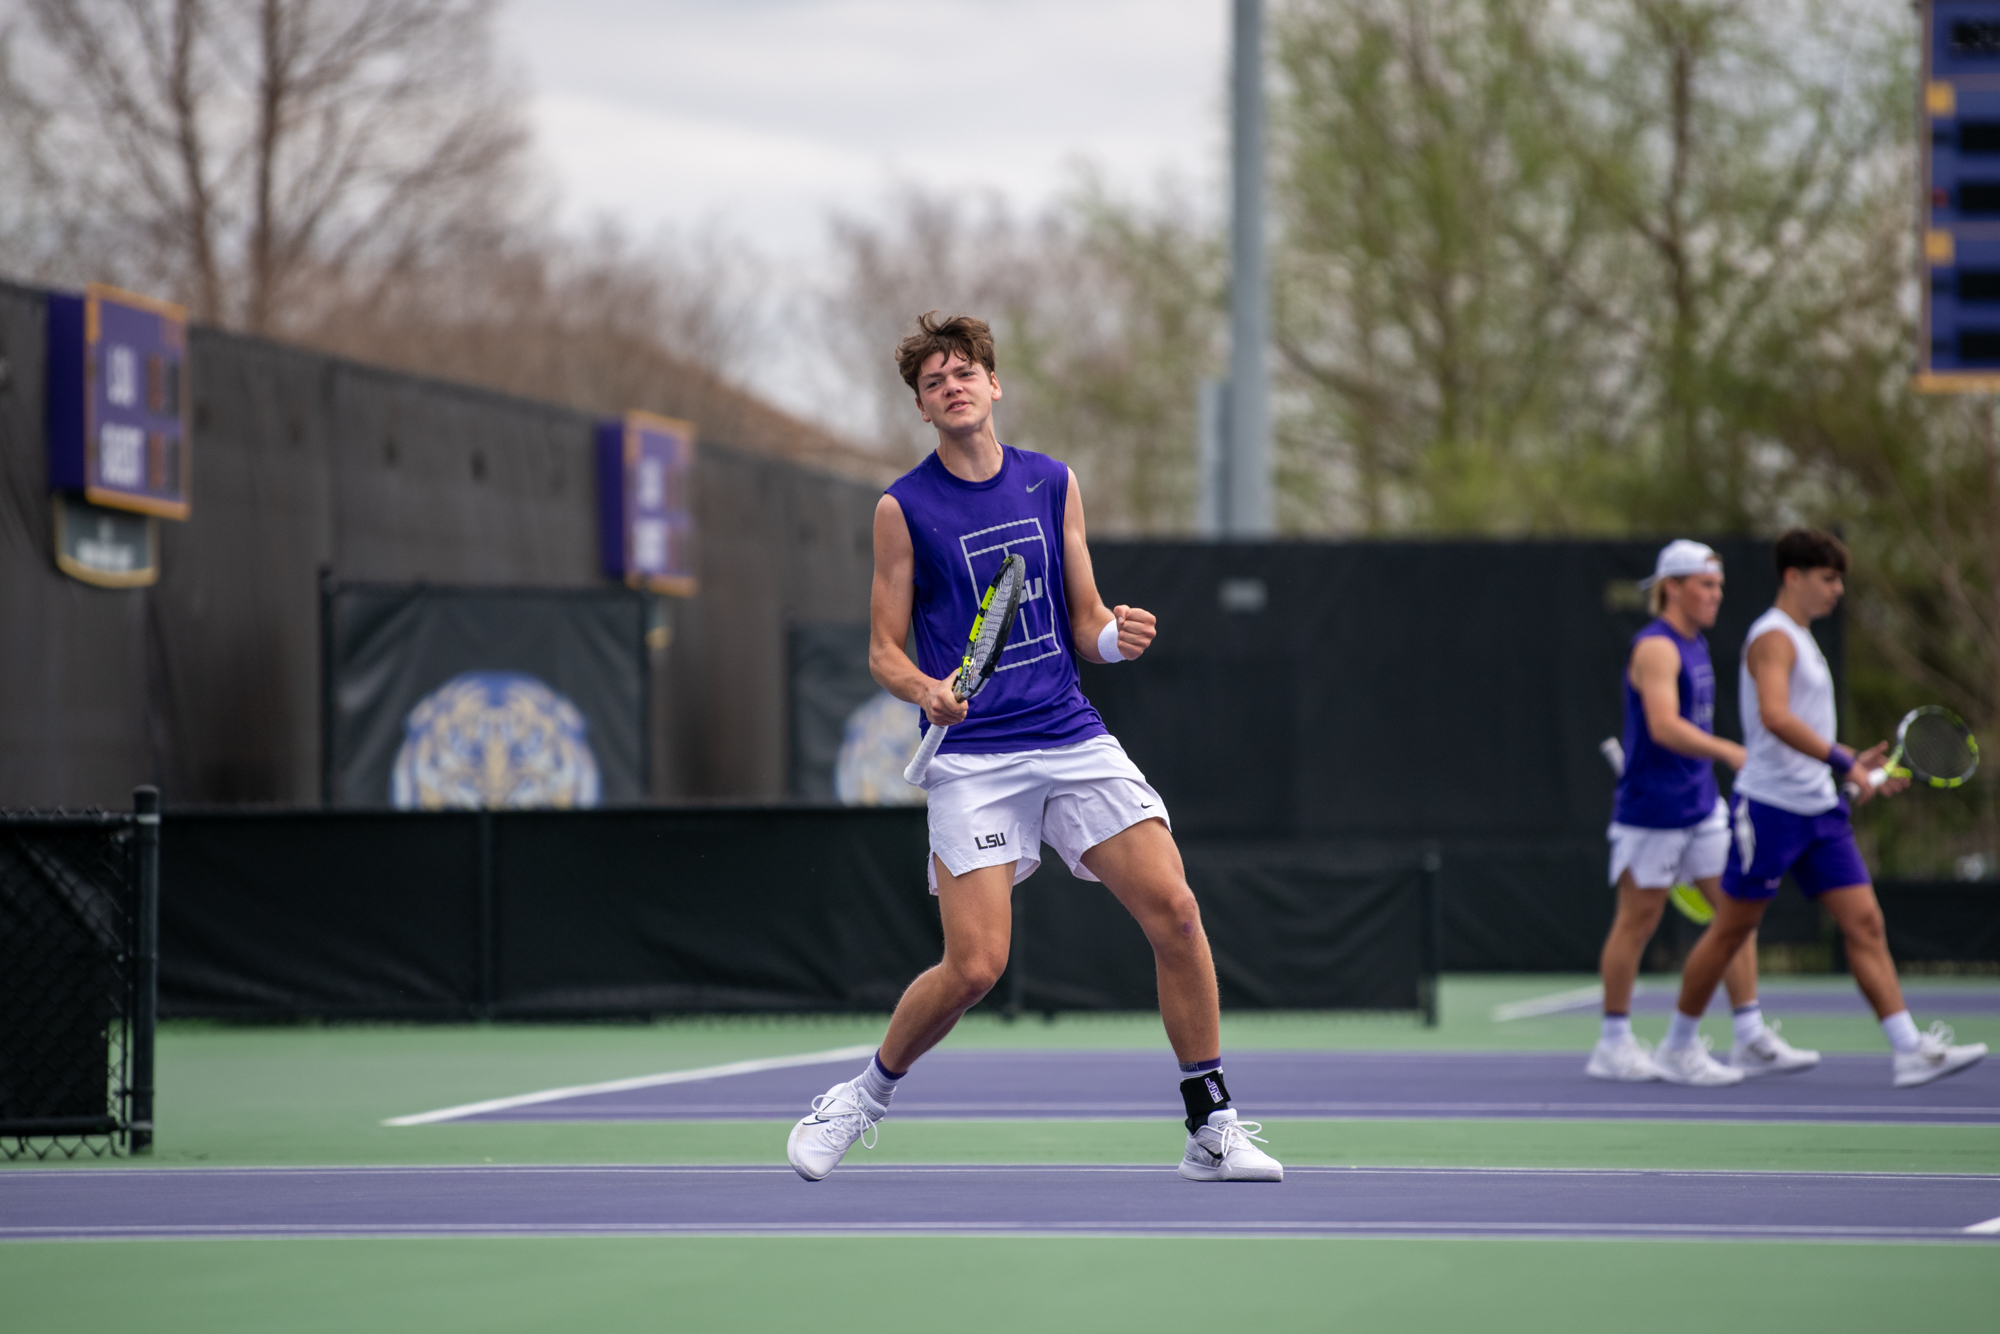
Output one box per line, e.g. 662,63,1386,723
0,789,158,1159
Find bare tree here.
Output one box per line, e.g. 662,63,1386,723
297,220,896,482
822,189,1053,466
821,182,1223,532
0,14,68,276
2,0,528,333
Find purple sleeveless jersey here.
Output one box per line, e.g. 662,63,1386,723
885,445,1106,755
1613,618,1719,828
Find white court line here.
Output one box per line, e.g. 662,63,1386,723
381,1045,876,1126
466,1099,2000,1119
0,1222,1974,1242
1492,985,1612,1022
19,1163,1998,1182
1967,1214,2000,1234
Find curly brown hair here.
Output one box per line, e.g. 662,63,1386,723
895,311,996,392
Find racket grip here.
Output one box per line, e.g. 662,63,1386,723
1867,766,1888,788
904,722,947,786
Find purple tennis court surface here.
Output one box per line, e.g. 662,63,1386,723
5,1164,1997,1243
1602,989,2000,1017
440,1049,2000,1126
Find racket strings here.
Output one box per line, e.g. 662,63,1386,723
960,556,1026,701
1903,716,1975,780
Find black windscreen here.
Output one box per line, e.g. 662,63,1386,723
1960,330,2000,364
1961,183,2000,214
1955,21,2000,57
1961,122,2000,154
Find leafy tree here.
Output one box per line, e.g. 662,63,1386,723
1272,0,1622,533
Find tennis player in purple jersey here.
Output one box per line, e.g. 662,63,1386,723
1658,530,1986,1088
784,313,1281,1183
1592,541,1817,1087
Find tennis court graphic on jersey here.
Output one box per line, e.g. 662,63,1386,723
1689,661,1715,729
959,519,1059,673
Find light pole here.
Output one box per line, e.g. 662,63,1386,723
1212,0,1272,537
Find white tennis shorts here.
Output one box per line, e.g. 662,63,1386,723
1607,798,1729,889
922,734,1170,893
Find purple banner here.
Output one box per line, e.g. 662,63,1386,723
595,411,696,594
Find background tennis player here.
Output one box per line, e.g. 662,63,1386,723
786,313,1282,1183
1594,541,1818,1086
1658,530,1987,1088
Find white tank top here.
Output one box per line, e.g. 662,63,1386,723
1735,606,1837,815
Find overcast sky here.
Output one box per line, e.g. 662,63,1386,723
498,0,1233,258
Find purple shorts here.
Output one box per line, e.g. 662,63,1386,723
1721,794,1870,900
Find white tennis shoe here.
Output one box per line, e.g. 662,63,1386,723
1892,1023,1988,1088
1178,1109,1283,1182
1585,1035,1664,1081
1729,1021,1819,1076
785,1079,885,1181
1653,1036,1745,1086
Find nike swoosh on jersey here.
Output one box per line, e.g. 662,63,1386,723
1026,478,1046,491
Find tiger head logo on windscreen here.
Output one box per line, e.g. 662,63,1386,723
391,671,601,810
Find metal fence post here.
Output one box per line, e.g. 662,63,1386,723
319,568,335,807
131,786,160,1152
477,809,496,1018
1420,844,1443,1028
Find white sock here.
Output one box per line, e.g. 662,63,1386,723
1664,1010,1701,1051
1601,1014,1633,1044
855,1053,903,1111
1731,1003,1764,1046
1881,1010,1921,1054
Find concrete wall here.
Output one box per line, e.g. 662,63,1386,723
0,278,878,809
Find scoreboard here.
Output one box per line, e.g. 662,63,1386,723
595,410,697,596
46,283,192,517
1919,2,2000,390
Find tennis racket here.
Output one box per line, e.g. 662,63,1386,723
1849,705,1980,796
1599,735,1715,926
902,552,1028,786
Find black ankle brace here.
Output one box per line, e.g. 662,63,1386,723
1179,1069,1232,1132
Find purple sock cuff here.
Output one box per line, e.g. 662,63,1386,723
872,1053,907,1081
1732,1004,1761,1016
1178,1057,1223,1075
1602,1011,1628,1019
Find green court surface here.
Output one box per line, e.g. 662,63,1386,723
9,1236,1996,1334
5,975,1998,1333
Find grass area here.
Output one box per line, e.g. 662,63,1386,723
5,1236,1996,1334
6,975,1993,1172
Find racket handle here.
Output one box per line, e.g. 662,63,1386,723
904,722,947,786
1867,766,1888,788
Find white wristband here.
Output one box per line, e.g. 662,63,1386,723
1096,618,1125,663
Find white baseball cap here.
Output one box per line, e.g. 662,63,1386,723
1637,539,1722,588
